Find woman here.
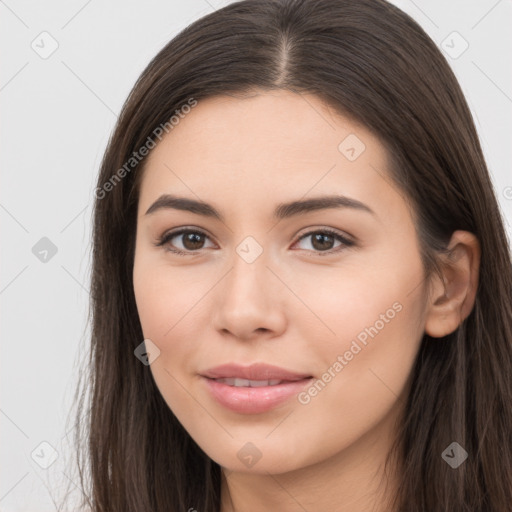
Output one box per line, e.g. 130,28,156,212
66,0,512,510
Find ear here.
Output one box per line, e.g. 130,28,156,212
424,230,481,338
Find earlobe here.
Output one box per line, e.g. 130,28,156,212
424,230,481,338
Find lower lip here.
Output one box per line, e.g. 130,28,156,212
202,377,313,414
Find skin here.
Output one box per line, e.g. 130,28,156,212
132,89,480,512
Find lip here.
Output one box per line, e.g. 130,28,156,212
200,363,313,414
201,363,312,381
202,377,313,414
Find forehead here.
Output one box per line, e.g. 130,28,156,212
137,90,398,219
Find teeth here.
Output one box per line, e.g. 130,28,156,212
215,378,283,387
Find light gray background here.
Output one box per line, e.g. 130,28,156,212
1,1,511,510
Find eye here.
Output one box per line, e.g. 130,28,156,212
155,228,215,255
292,228,355,256
155,227,355,256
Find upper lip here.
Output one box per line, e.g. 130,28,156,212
201,363,312,381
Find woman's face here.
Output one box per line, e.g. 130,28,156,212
133,90,429,474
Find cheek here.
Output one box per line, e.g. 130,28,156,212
290,254,421,355
294,246,425,391
133,253,206,342
133,258,207,414
284,298,424,474
295,266,425,437
132,253,223,397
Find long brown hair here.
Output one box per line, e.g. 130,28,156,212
62,0,512,510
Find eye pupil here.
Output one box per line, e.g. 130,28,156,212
183,232,204,250
312,233,334,251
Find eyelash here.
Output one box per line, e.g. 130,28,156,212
154,227,355,257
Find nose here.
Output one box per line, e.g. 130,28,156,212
211,249,287,341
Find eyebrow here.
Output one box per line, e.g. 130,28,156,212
144,194,375,221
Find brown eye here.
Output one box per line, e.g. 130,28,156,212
180,232,206,250
311,232,335,251
293,229,354,255
156,228,215,254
